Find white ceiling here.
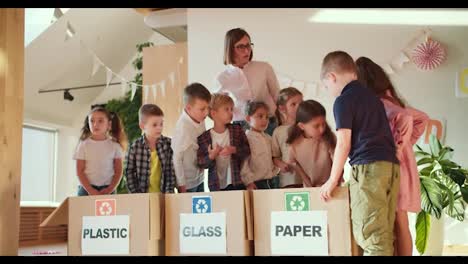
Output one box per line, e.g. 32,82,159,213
24,8,155,126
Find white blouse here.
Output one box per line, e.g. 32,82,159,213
215,61,280,121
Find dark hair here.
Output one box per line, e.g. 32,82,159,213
286,100,336,150
275,87,303,126
79,106,128,150
245,100,269,116
223,28,253,65
183,82,212,105
320,50,357,80
355,57,406,108
139,104,164,123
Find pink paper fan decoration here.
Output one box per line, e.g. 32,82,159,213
412,39,446,71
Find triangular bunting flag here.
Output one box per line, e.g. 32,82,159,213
151,84,157,101
92,55,101,76
106,68,113,89
169,72,175,87
53,8,63,20
130,83,137,101
65,21,75,41
121,80,127,97
392,52,410,69
143,85,149,102
160,80,166,98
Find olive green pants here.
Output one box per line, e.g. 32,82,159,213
350,161,400,256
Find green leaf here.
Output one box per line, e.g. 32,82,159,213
429,134,442,157
415,144,423,151
417,157,434,166
430,161,443,177
415,150,431,158
461,186,468,203
420,176,443,219
444,197,465,222
447,169,466,186
116,176,128,194
438,147,454,161
419,165,434,176
439,160,460,169
415,211,431,255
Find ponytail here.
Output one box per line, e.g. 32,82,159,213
323,123,336,150
109,111,128,151
79,116,92,141
286,124,304,144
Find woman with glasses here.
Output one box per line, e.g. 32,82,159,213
214,28,280,136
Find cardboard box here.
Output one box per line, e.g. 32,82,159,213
165,190,253,256
40,193,164,256
253,187,356,256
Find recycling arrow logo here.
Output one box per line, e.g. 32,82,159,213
192,196,212,214
195,199,209,213
95,199,116,216
289,195,306,211
99,202,113,215
285,192,310,211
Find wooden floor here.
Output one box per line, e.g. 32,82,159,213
17,243,468,256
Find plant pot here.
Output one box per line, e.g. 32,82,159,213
409,213,445,256
424,215,445,256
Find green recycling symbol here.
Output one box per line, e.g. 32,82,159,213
285,192,310,211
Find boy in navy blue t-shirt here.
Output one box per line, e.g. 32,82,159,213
319,51,400,256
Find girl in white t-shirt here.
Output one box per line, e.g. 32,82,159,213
73,106,127,196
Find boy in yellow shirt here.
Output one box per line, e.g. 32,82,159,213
125,104,176,193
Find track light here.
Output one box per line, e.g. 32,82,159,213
64,89,74,101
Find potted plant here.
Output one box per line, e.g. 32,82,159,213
414,134,468,255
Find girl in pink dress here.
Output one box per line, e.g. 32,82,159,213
356,57,429,256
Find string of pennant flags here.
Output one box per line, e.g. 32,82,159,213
65,20,181,102
274,28,432,99
63,15,431,102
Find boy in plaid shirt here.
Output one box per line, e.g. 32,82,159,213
125,104,176,193
197,93,251,191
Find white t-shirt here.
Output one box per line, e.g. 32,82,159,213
171,110,206,189
73,138,123,186
210,129,232,189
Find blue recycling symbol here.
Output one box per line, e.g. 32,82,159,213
192,196,212,214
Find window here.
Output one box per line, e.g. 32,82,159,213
20,125,58,203
25,8,71,47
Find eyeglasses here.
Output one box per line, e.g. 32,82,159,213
234,43,254,51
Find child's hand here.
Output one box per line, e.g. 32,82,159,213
98,187,113,195
395,143,403,161
178,185,187,193
208,144,222,160
87,188,100,196
319,178,339,202
246,182,257,190
220,146,236,156
277,160,291,173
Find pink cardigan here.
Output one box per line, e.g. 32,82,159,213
381,98,429,212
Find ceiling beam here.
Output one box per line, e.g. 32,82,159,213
134,8,170,16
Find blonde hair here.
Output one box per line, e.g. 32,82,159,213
275,87,303,126
209,93,234,119
320,51,357,80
